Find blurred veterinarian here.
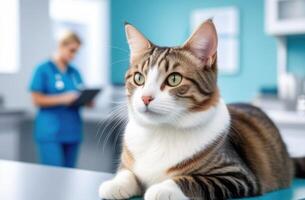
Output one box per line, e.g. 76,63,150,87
29,31,84,168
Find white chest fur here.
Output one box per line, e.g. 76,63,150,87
124,100,230,187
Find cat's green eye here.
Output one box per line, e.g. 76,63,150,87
134,72,145,86
167,73,182,87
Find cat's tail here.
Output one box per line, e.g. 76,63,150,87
293,157,305,178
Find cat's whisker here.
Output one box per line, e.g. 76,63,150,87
111,58,130,65
96,108,126,139
102,115,127,154
94,104,127,167
98,107,126,131
112,120,128,154
108,100,127,104
95,104,126,138
96,106,127,148
98,118,125,154
108,45,129,54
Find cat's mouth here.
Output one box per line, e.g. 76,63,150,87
139,106,163,116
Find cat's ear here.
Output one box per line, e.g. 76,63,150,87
125,23,152,64
183,19,218,67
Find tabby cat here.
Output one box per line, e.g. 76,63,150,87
99,20,305,200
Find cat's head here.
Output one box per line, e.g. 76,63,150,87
124,20,219,127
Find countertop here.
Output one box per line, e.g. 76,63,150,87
0,160,305,200
0,108,26,116
0,160,113,200
254,95,305,128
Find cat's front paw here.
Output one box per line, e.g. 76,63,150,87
144,180,188,200
99,170,141,199
99,179,133,199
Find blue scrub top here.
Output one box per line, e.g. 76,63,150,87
29,60,84,142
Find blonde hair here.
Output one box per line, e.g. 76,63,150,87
57,30,82,46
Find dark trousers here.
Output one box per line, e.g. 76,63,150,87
37,142,80,168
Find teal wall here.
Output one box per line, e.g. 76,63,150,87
287,35,305,77
110,0,277,102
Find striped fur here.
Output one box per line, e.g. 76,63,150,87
167,104,294,199
99,20,303,200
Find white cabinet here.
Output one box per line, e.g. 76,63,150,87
265,0,305,35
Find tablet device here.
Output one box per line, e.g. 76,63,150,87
71,88,101,106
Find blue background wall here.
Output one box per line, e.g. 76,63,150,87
110,0,278,102
287,35,305,77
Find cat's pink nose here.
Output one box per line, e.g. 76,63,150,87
142,96,154,105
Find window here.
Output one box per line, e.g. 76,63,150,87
50,0,109,87
0,0,19,73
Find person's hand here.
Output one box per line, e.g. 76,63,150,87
60,91,80,105
85,101,95,108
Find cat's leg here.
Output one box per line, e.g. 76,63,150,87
171,173,258,200
99,169,142,199
144,179,189,200
145,171,257,200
